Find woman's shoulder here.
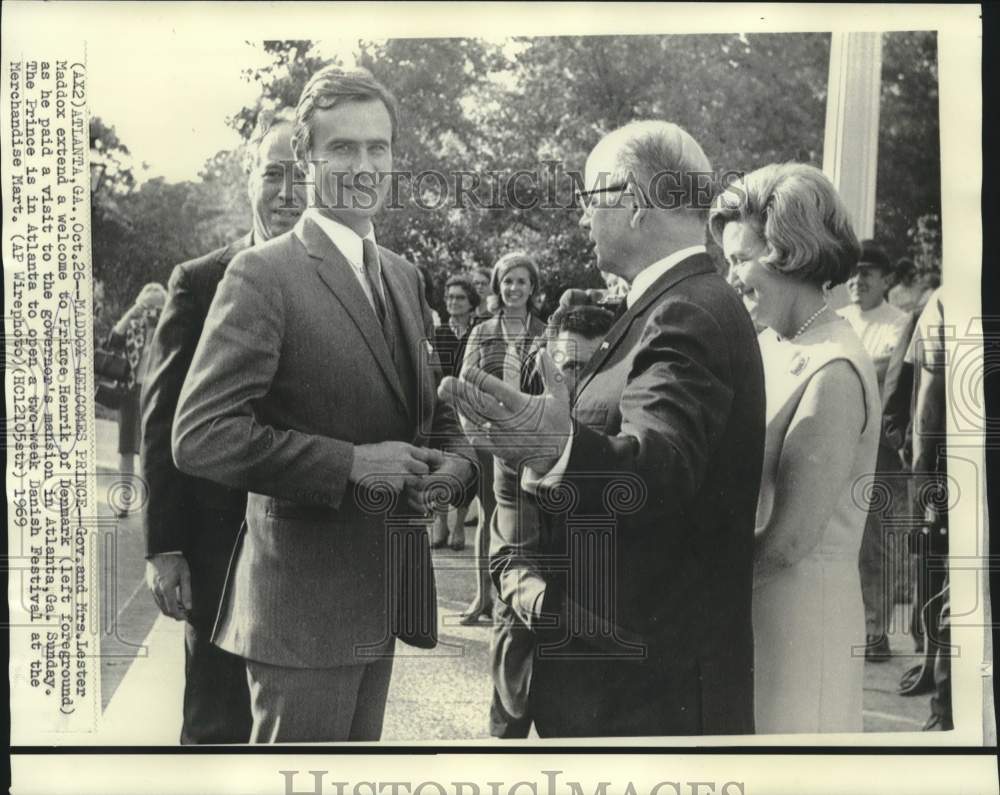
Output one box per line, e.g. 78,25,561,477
798,319,879,427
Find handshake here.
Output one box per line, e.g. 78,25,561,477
348,441,474,514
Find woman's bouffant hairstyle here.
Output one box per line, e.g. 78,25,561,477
444,274,481,310
708,163,861,287
487,252,541,314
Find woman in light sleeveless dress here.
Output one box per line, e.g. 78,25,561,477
709,164,880,733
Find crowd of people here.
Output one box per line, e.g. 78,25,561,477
101,63,949,743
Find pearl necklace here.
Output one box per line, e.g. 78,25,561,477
791,303,828,340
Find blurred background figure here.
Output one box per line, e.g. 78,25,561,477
544,304,617,395
895,287,951,730
93,279,106,324
487,300,615,739
471,267,495,321
110,282,167,494
602,270,630,302
711,162,876,733
888,257,933,315
430,274,483,549
459,252,546,624
838,240,913,662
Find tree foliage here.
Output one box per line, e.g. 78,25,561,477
90,32,942,321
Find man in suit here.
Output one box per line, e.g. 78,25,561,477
443,121,765,737
140,107,305,744
172,66,473,743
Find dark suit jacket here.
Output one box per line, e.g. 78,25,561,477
431,319,478,379
172,215,465,668
493,253,765,736
140,234,252,629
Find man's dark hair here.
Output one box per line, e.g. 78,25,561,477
856,239,893,275
292,65,400,161
895,257,917,282
547,304,616,341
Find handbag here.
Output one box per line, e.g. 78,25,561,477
94,331,131,409
94,379,130,410
95,332,130,381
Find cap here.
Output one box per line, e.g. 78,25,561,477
855,240,891,272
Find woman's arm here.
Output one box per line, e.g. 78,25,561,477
754,359,868,583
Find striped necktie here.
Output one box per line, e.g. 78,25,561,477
362,238,387,327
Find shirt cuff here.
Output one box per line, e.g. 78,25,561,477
520,435,574,495
148,550,185,558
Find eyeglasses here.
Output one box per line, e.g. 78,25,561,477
575,184,634,212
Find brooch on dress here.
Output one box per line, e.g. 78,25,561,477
789,352,809,376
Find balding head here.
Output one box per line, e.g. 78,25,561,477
589,121,713,219
580,121,712,280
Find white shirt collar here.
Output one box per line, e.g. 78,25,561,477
626,245,706,308
304,208,377,269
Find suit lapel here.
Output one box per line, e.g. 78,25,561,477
297,217,408,412
573,254,716,402
381,249,431,422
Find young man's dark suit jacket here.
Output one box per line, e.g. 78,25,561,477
172,214,465,671
140,233,253,744
493,252,765,737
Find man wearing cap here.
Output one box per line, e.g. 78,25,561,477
838,240,913,662
140,107,305,744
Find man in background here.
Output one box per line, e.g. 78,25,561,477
489,302,617,738
839,240,913,661
140,107,305,743
888,257,933,315
544,303,618,395
471,267,494,320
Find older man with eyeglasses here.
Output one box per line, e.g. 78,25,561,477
443,120,765,737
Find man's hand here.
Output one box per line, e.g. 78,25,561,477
350,441,445,496
437,349,572,471
145,554,192,621
405,452,475,514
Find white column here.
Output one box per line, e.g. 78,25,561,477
822,32,882,308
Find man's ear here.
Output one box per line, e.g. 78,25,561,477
290,132,310,176
629,201,648,230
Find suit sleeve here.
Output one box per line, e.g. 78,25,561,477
172,251,356,508
139,264,202,556
564,297,735,521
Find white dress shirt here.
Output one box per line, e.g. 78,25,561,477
625,245,707,308
522,244,708,492
305,208,385,313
